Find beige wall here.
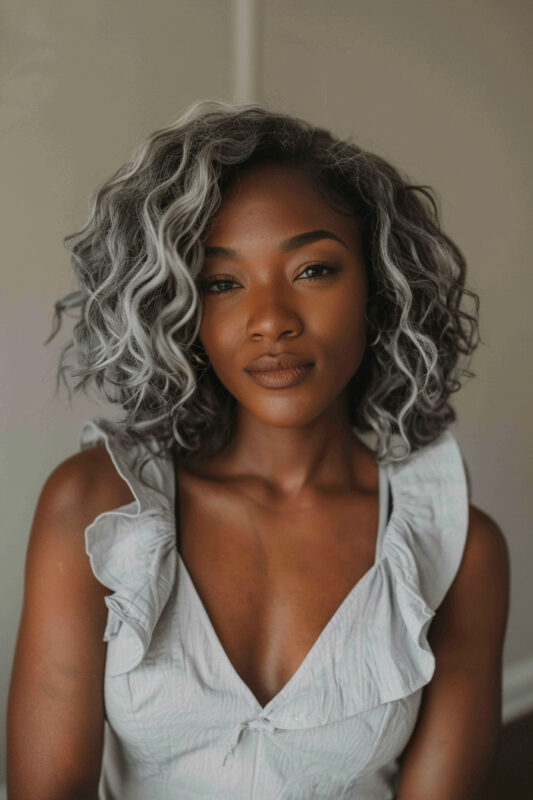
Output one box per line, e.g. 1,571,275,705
1,0,531,784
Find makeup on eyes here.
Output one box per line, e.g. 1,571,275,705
199,260,343,294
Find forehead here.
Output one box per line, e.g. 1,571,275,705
205,163,360,248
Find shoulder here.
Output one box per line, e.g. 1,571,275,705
38,442,135,528
463,504,510,577
429,503,510,662
29,444,136,590
458,504,510,608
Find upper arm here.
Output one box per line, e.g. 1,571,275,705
396,503,511,800
7,445,134,800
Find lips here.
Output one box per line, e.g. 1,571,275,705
246,353,314,373
246,364,314,389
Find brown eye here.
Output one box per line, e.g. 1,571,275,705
298,262,341,281
200,261,341,294
200,276,237,294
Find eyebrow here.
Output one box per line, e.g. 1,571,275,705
203,229,349,259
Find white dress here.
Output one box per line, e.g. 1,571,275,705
80,417,470,799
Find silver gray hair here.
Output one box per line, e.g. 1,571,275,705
46,99,480,468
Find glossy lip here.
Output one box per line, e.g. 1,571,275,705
246,364,314,389
245,352,315,372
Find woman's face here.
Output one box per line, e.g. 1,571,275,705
197,162,368,429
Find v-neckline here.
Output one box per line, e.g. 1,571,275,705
171,452,394,715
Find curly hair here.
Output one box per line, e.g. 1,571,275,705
46,98,481,470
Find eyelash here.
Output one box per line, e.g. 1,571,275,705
200,261,341,294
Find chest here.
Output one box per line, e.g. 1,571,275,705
175,470,385,708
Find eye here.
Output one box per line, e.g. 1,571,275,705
199,276,238,294
297,261,341,281
200,261,341,294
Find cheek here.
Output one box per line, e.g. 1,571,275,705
198,275,367,373
198,314,244,381
314,290,367,365
198,312,232,354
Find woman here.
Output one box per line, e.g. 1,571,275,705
7,100,509,799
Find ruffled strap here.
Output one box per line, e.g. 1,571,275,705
80,418,177,676
386,428,470,612
267,555,437,729
256,428,469,729
79,417,175,517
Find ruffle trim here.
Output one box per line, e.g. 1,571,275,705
251,428,467,728
264,554,436,729
79,418,468,710
386,428,470,611
81,418,177,676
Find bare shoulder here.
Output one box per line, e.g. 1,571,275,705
28,442,136,591
7,442,135,795
429,503,511,663
36,444,134,528
41,441,135,519
458,504,510,603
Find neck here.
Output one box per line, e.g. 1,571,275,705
212,395,375,499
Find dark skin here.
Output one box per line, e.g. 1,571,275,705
176,162,381,706
196,162,369,497
180,163,510,797
7,163,509,800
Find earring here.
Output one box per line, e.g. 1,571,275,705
367,327,382,347
365,310,383,347
189,348,210,368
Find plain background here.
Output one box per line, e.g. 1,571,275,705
1,0,532,787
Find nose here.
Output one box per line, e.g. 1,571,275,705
246,287,303,341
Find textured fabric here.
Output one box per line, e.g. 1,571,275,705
80,417,470,799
